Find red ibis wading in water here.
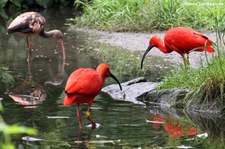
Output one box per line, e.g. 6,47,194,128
64,63,122,129
141,27,214,68
7,11,65,61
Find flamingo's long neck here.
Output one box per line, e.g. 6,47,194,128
39,30,66,60
39,30,62,38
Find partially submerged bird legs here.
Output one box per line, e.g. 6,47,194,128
85,105,96,129
76,103,96,129
26,37,33,62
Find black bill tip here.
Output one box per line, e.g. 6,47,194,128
141,46,153,69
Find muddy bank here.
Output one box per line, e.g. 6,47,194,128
75,28,217,68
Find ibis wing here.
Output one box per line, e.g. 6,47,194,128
65,68,103,96
192,31,214,52
165,27,214,53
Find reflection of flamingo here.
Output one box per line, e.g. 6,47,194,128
8,83,46,108
7,63,46,108
7,54,65,107
7,11,65,61
44,56,65,86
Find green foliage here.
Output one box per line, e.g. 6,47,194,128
0,0,23,10
0,0,8,8
0,0,75,10
0,101,37,149
158,58,225,91
0,66,15,93
0,65,36,148
73,0,225,31
155,0,225,31
74,0,154,31
35,0,74,8
156,57,225,111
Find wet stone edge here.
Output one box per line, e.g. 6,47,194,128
103,77,224,115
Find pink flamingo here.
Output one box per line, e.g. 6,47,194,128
7,11,65,61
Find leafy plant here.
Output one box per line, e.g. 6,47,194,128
0,101,37,149
0,66,15,93
0,66,14,88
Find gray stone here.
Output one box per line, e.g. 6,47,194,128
103,77,224,115
103,77,189,107
102,77,160,104
137,88,190,107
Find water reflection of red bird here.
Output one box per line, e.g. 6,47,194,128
164,121,197,138
150,114,197,138
64,63,122,129
141,27,214,68
7,11,65,60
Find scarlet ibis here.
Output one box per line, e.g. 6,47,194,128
141,27,214,68
64,63,122,129
7,11,65,60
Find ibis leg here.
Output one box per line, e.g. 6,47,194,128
182,54,190,69
76,104,82,129
86,106,96,129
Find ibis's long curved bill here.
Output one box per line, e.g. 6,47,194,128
141,46,154,69
109,72,122,91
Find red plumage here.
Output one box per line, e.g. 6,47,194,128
141,27,215,68
64,68,103,106
64,63,122,129
164,27,214,54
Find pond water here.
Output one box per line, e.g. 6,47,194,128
1,8,225,149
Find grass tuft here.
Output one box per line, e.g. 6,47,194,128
158,57,225,91
72,0,225,32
